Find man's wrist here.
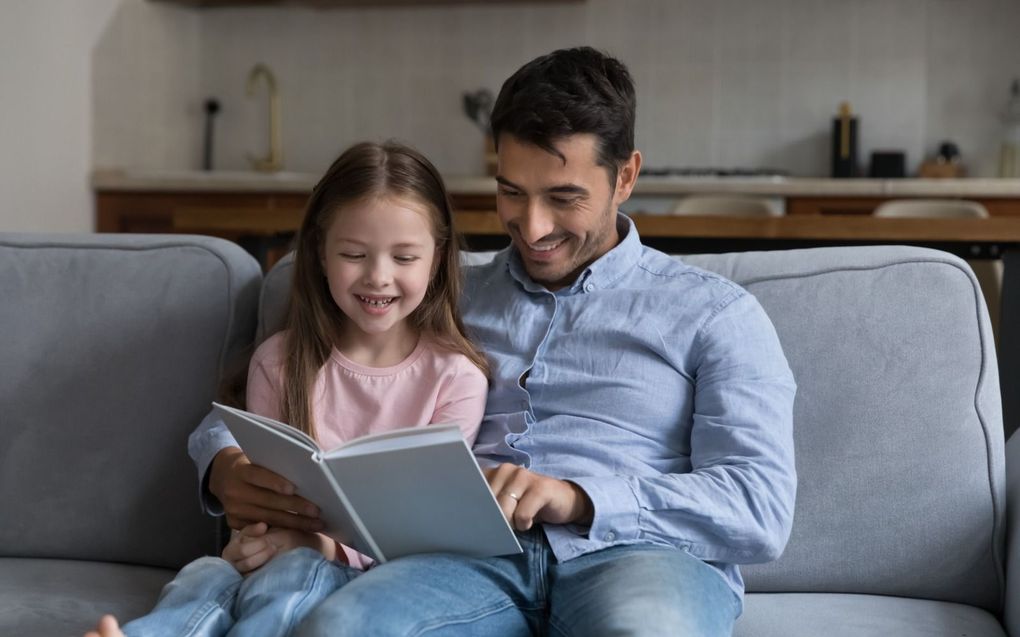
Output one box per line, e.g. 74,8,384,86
567,481,594,526
209,446,243,499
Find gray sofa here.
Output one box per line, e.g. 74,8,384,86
2,232,1017,636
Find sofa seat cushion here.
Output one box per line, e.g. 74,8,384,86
735,592,1006,637
0,557,175,636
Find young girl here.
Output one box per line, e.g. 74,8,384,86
86,141,489,637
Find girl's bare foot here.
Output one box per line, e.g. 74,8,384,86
84,614,125,637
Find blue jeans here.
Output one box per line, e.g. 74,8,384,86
122,548,357,637
295,529,739,636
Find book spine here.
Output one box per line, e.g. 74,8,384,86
314,452,385,563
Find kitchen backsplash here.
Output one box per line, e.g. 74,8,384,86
93,0,1020,178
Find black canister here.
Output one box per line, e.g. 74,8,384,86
869,151,906,178
831,101,859,178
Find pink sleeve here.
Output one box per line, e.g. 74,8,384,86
245,337,285,421
432,359,488,446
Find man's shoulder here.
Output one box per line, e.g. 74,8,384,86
463,249,511,294
632,246,744,301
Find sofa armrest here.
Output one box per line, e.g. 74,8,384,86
1006,430,1020,635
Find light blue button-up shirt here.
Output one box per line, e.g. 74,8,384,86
463,214,796,599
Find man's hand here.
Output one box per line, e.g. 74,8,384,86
209,447,323,532
485,463,594,531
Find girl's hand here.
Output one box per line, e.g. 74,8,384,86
261,527,338,561
222,522,277,574
485,463,594,532
222,523,339,575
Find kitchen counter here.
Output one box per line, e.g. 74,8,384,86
91,169,1020,198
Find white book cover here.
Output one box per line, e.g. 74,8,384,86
212,402,522,563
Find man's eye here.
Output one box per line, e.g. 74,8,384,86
499,189,523,198
551,197,578,206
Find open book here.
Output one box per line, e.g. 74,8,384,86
213,402,522,563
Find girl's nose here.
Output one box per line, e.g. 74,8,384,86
363,259,393,288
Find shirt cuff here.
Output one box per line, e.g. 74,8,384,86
187,414,238,516
567,475,642,545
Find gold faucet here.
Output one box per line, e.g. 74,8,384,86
246,63,282,172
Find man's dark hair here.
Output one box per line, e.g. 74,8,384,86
490,46,636,186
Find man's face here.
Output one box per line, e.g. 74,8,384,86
495,134,639,290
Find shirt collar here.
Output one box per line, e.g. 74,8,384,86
504,213,642,295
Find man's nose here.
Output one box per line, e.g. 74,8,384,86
517,202,556,245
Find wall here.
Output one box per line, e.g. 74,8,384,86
92,1,202,172
0,1,119,232
0,0,198,232
90,0,1020,179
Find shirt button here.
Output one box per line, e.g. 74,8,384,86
584,282,594,292
604,531,616,541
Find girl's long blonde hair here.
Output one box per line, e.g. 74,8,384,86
283,141,489,439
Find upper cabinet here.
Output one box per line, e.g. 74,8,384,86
152,0,582,6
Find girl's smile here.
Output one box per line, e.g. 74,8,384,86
355,294,399,314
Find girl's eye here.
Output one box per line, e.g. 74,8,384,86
339,253,365,260
395,255,419,264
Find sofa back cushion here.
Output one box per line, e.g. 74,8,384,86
260,244,1005,610
0,234,261,569
684,246,1004,612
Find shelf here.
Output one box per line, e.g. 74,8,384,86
150,0,582,7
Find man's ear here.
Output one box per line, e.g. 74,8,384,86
614,150,643,205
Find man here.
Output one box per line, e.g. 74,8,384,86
194,47,797,636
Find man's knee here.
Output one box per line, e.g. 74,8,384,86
294,584,402,637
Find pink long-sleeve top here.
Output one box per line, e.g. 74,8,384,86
246,330,488,569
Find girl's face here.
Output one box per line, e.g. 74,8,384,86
320,195,437,346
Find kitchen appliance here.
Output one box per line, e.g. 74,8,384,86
1000,79,1020,177
831,101,859,178
202,98,220,171
920,141,965,178
462,88,496,175
868,151,906,178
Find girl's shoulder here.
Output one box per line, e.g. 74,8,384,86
417,338,487,382
251,330,289,369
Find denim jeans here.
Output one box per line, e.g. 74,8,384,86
122,548,357,637
295,529,740,637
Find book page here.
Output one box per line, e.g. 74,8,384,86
324,424,464,458
214,402,320,452
323,435,522,562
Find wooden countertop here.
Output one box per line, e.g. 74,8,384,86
93,169,1020,198
171,208,1020,244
